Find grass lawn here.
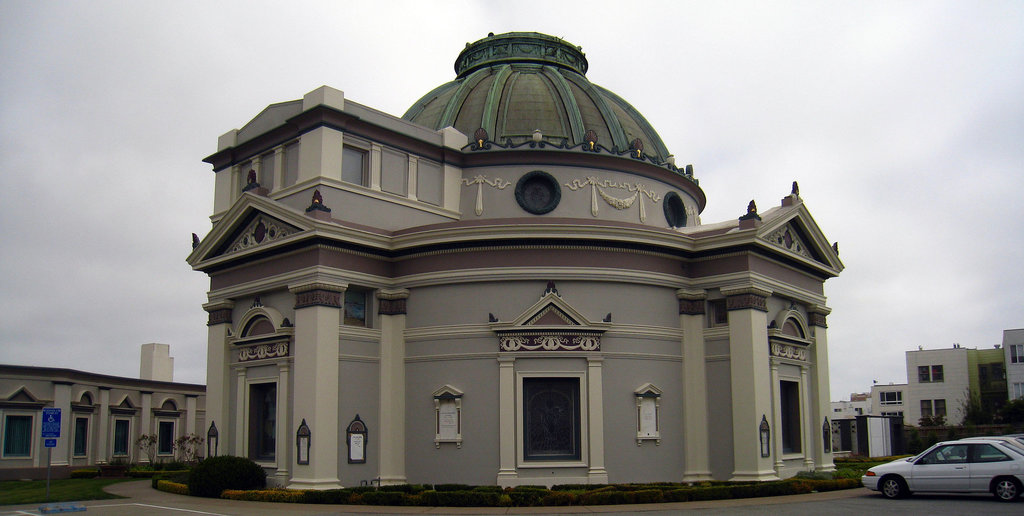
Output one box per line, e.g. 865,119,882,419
0,478,133,506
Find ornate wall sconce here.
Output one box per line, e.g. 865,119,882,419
207,421,218,458
822,417,832,453
296,419,311,465
759,415,771,458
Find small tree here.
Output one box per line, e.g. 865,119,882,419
173,433,204,464
136,434,158,463
996,398,1024,425
961,389,993,425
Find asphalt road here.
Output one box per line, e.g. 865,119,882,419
1,481,1021,515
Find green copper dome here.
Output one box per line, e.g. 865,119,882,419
403,32,672,162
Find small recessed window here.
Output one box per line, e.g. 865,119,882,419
3,415,33,457
708,299,728,327
342,146,369,186
73,417,88,457
158,421,175,455
344,289,368,327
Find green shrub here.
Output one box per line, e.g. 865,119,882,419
418,490,500,507
432,483,472,492
220,488,306,502
70,468,100,479
664,488,691,502
300,489,355,504
187,456,266,498
632,489,664,503
540,491,578,506
356,491,416,506
151,471,191,488
156,480,190,495
507,487,547,506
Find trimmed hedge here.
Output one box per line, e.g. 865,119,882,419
222,488,308,502
157,480,190,495
70,468,100,479
170,473,864,507
130,469,189,478
187,456,266,498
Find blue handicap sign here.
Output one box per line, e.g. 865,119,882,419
44,438,57,448
41,408,61,438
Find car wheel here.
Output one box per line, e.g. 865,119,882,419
992,477,1022,502
880,476,908,499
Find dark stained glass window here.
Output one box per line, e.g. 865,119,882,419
523,377,580,461
248,383,276,461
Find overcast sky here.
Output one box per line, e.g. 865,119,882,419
1,1,1022,400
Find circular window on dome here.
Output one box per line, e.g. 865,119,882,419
515,171,561,215
663,192,687,228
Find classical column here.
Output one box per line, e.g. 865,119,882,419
770,362,784,473
677,290,712,482
723,286,778,481
800,366,814,469
203,299,234,460
184,395,197,436
809,305,835,471
496,357,516,485
52,381,72,466
275,363,291,483
139,391,153,463
377,289,409,486
234,370,246,456
96,387,110,464
587,357,608,484
287,281,345,490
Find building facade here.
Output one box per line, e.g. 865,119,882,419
188,32,844,488
0,348,205,479
870,383,907,418
1004,329,1024,400
903,344,1008,426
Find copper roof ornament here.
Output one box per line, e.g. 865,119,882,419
305,188,331,213
630,138,644,158
739,199,762,222
584,130,598,151
474,128,488,149
242,169,260,192
791,181,800,197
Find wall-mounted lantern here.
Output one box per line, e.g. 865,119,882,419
822,418,831,453
296,419,311,465
759,415,771,458
207,421,219,458
346,415,367,464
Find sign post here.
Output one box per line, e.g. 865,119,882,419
41,408,61,502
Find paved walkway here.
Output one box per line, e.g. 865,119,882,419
0,480,871,515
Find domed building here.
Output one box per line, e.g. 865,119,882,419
188,32,843,488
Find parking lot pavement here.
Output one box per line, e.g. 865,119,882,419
0,480,873,516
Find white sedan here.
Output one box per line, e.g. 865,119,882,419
862,439,1024,502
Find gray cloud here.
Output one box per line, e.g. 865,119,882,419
1,1,1021,400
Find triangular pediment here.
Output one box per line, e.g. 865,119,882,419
526,304,580,326
757,202,843,274
489,283,610,352
187,193,315,267
6,387,39,403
